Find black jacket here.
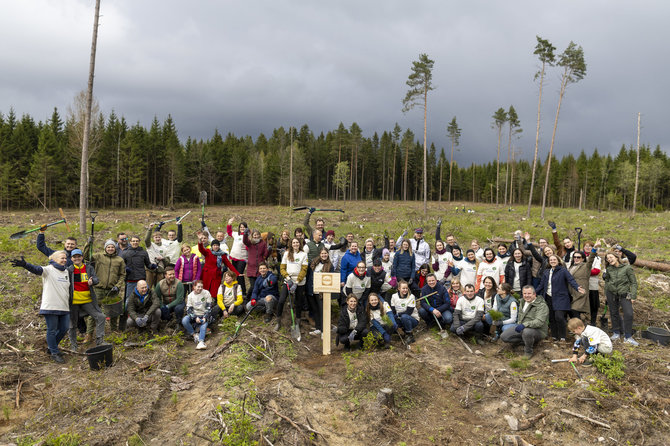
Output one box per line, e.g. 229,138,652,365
504,258,533,290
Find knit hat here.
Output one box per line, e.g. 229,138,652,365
104,239,115,248
382,248,390,257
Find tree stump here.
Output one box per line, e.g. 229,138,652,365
376,388,396,412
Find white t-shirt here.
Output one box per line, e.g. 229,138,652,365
186,289,212,316
455,295,485,321
581,324,613,353
477,259,503,288
345,273,371,299
391,292,419,321
282,250,308,286
454,258,477,287
369,300,392,324
433,251,454,282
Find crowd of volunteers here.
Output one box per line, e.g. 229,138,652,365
11,209,638,365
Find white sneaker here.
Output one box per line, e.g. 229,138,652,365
193,334,199,344
196,341,207,350
611,333,620,341
624,337,639,346
309,329,322,336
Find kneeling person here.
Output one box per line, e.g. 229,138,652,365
451,283,485,336
501,285,549,358
248,262,278,323
337,294,368,349
154,267,185,326
212,270,244,321
181,280,212,350
568,318,613,365
126,280,161,331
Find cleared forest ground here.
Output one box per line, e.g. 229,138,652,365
1,202,669,445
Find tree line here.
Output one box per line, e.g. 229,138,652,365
0,106,667,213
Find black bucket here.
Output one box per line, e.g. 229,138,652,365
641,327,670,346
85,344,114,370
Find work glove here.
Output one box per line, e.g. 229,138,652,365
586,345,597,355
136,316,147,327
88,236,94,244
201,220,207,228
547,221,556,230
289,283,298,294
348,330,357,343
515,324,525,333
285,279,294,289
10,256,26,268
157,222,164,230
125,266,132,274
160,305,170,320
309,207,316,214
111,286,119,294
244,228,250,235
437,217,442,226
456,326,465,335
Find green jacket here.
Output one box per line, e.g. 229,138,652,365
603,263,637,299
517,296,549,338
92,251,126,303
153,279,185,310
127,288,160,320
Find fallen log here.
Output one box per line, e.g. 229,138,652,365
632,258,670,272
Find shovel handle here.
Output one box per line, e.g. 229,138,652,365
59,208,71,233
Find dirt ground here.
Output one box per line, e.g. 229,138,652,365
1,204,670,445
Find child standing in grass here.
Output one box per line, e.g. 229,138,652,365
568,318,613,365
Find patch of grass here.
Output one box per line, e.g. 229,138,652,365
592,350,625,380
509,357,530,370
2,404,11,421
0,309,17,325
171,391,178,404
210,390,270,445
219,344,265,388
127,433,146,446
588,378,616,396
550,380,569,389
218,316,238,337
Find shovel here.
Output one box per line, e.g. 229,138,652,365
10,208,71,239
287,284,301,341
292,206,344,213
575,227,582,251
176,210,191,223
599,304,609,329
231,299,257,340
420,291,448,339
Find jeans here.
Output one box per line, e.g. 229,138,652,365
606,291,634,338
43,313,69,355
501,325,544,355
160,303,185,322
69,302,107,347
247,294,277,314
394,313,419,333
418,308,453,327
484,313,515,334
181,315,208,342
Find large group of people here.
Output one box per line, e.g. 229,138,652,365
11,209,640,364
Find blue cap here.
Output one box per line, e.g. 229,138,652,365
71,249,83,256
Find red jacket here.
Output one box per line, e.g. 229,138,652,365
198,242,239,297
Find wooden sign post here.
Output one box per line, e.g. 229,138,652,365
313,272,340,355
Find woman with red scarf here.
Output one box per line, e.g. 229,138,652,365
199,239,239,298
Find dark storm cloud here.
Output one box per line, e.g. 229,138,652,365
2,0,668,165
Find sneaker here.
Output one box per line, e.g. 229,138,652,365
264,314,273,323
624,337,639,346
309,329,322,336
193,334,199,344
406,333,416,344
196,341,207,350
611,333,621,341
51,353,64,364
491,333,500,342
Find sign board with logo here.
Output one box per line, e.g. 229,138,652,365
313,273,340,355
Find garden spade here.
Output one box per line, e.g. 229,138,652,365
420,291,447,339
287,284,301,341
10,208,71,239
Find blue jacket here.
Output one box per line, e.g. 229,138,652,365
392,250,415,282
37,233,74,267
251,271,278,301
340,250,362,284
536,265,580,311
420,282,451,313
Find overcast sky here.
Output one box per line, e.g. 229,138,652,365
1,1,667,165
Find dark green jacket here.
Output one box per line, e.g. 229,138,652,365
517,296,549,338
603,263,637,299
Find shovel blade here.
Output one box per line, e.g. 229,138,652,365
9,231,28,239
291,325,301,341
